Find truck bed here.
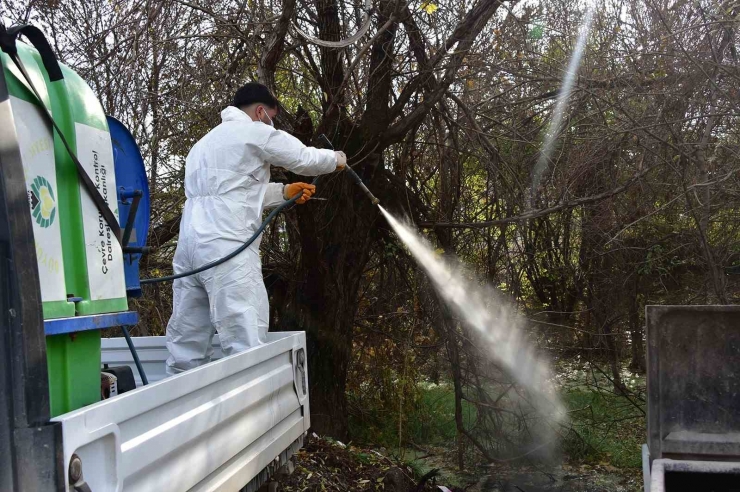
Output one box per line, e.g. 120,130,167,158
53,332,310,492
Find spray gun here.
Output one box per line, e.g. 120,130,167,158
141,134,379,286
319,134,380,205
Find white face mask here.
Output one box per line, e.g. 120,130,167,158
259,107,274,127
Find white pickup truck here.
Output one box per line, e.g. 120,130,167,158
0,21,311,492
56,332,310,492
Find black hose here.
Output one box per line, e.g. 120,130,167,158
140,176,318,285
122,325,149,385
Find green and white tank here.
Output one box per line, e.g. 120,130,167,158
2,42,128,317
1,39,128,416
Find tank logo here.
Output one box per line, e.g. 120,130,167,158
28,176,56,228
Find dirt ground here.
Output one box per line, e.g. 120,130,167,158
275,435,428,491
272,436,642,492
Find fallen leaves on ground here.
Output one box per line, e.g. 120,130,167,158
277,435,435,491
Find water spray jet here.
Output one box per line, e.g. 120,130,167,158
530,5,595,206
379,206,565,427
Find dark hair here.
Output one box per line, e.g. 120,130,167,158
232,82,279,110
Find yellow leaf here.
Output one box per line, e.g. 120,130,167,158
421,2,438,14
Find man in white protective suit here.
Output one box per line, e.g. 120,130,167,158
165,82,347,374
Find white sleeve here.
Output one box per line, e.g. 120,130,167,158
263,183,286,210
261,129,338,176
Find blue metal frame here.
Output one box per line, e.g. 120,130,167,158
108,116,150,298
44,311,139,336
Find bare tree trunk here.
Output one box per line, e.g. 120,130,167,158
628,276,646,374
446,324,466,470
603,319,625,394
276,174,380,439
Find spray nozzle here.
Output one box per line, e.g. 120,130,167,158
319,134,380,206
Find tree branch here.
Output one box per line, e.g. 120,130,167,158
257,0,296,91
381,0,504,145
417,162,662,229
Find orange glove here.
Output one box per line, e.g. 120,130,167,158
284,182,316,204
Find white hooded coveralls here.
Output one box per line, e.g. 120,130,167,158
166,106,337,374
